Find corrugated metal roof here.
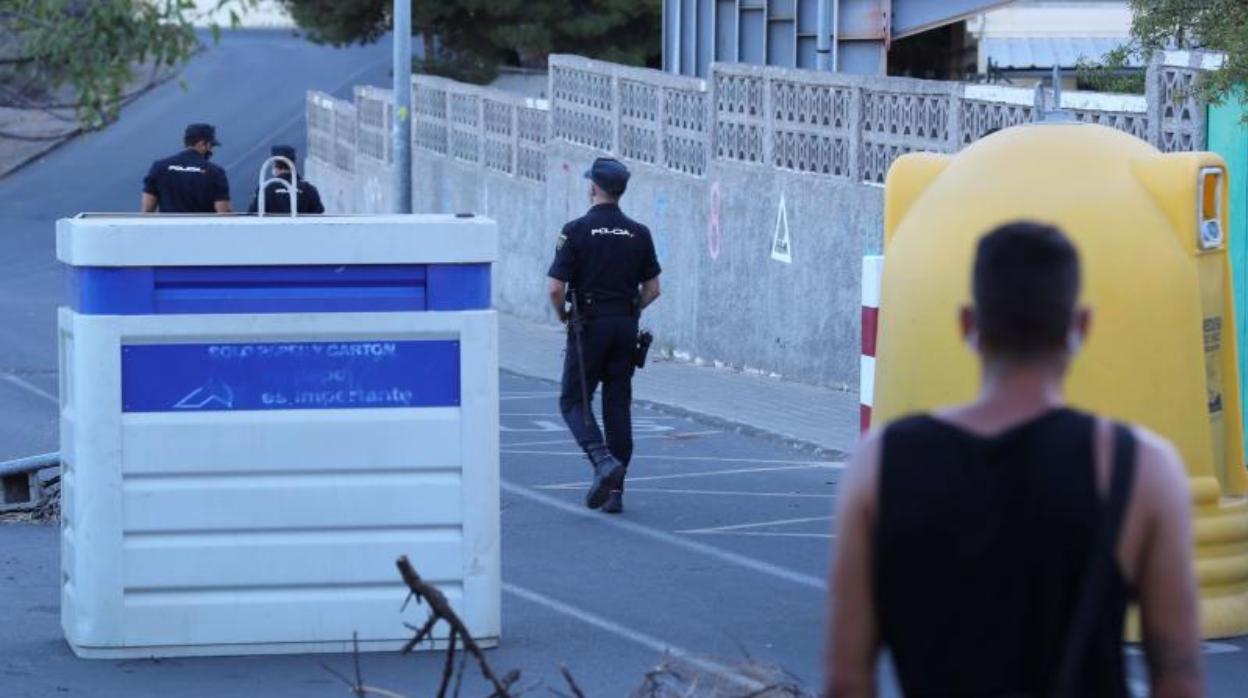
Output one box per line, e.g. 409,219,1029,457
981,36,1140,70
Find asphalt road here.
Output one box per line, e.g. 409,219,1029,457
3,371,847,696
1,29,1246,698
0,30,393,463
0,29,842,696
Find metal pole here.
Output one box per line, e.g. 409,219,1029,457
392,0,413,214
0,452,58,478
1052,64,1063,110
817,0,834,71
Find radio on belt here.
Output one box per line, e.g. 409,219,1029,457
55,213,500,658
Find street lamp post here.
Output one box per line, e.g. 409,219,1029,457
393,0,413,213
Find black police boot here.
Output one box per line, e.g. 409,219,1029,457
584,445,624,510
602,489,623,514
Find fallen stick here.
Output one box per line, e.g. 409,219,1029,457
395,555,513,698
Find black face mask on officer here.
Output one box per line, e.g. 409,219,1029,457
189,139,214,161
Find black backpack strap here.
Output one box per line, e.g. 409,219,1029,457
1052,421,1137,697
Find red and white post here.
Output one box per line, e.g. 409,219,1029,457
860,256,884,434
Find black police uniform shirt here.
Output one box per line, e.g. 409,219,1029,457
547,203,661,312
247,174,325,214
142,149,230,213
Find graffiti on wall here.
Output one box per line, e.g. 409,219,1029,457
708,181,722,260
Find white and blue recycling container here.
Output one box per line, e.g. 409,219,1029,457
55,214,499,658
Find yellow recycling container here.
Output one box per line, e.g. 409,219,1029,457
875,122,1248,638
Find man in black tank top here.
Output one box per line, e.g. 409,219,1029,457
825,223,1202,697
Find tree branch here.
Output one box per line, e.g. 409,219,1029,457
559,665,587,698
0,55,44,66
395,555,514,698
0,127,81,142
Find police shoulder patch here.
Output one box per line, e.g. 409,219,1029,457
556,234,567,251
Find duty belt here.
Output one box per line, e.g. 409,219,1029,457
579,295,638,318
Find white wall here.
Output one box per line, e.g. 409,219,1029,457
969,1,1131,39
189,0,295,29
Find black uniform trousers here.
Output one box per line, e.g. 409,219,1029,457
560,314,638,478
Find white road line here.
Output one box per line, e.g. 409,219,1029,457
503,583,763,692
500,391,560,397
503,430,721,449
500,393,560,401
502,480,827,592
222,57,391,172
500,411,686,422
584,487,835,499
679,516,833,535
504,450,843,467
535,463,842,490
688,531,834,540
2,374,57,405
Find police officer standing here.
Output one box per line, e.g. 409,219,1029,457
141,123,232,213
547,157,662,514
248,145,325,215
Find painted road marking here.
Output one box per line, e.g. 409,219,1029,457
221,56,392,172
502,480,826,592
499,419,567,433
680,516,833,535
501,412,679,419
503,429,720,447
534,462,842,490
504,583,764,692
2,374,57,404
589,487,835,499
688,531,833,540
503,451,842,467
499,391,561,400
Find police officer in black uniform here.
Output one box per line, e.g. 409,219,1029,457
547,157,662,514
141,123,232,213
248,145,325,215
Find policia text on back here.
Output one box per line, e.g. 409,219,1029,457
546,157,662,515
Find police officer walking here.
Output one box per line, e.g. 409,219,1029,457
141,123,232,213
248,145,325,215
547,157,662,514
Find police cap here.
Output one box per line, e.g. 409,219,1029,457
583,157,630,196
271,145,297,165
184,123,220,146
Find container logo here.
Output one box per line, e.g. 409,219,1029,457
121,340,461,413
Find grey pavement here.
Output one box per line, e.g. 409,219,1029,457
0,27,1245,698
0,29,394,464
0,29,853,697
498,313,862,457
2,371,849,697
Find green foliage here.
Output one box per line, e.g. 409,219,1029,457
1074,57,1146,95
0,0,254,129
416,53,501,87
1115,0,1248,108
280,0,390,46
280,0,662,83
